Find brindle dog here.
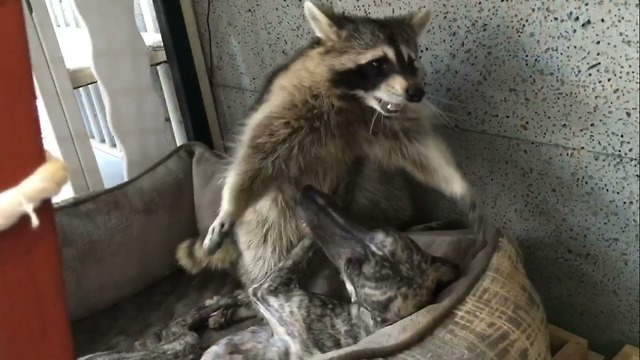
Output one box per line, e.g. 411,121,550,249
199,185,459,359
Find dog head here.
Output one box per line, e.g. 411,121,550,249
297,184,459,327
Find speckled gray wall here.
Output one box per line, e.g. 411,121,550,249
192,0,639,356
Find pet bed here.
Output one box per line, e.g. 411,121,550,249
55,143,550,359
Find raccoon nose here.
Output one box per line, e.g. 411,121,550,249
405,86,425,103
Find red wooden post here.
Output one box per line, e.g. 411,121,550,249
0,0,75,359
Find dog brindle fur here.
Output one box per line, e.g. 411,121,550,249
178,1,486,329
200,185,459,359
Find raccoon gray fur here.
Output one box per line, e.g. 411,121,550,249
176,1,483,288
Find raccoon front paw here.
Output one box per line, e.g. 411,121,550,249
203,213,235,255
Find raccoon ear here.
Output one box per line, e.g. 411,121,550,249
409,9,432,36
304,1,339,41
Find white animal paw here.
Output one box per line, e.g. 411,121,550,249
203,213,235,255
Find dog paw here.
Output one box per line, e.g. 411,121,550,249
207,309,229,329
186,303,217,331
203,213,235,255
204,290,247,308
186,291,246,331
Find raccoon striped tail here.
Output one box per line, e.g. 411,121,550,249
175,235,240,274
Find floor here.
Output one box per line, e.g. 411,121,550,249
33,23,166,204
92,145,125,188
34,26,163,203
37,97,124,203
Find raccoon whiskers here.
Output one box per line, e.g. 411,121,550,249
422,94,467,107
422,99,464,129
422,99,466,119
369,111,380,134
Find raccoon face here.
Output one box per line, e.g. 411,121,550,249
337,49,426,117
304,1,432,117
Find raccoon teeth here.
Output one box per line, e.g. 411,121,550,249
377,99,402,113
386,102,402,112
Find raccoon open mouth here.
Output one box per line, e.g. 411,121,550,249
375,98,403,115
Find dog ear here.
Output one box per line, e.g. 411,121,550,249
304,1,340,41
408,9,432,36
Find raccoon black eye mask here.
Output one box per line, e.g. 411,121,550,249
331,52,425,115
330,57,389,93
367,63,404,112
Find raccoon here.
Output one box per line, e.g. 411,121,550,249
176,2,483,287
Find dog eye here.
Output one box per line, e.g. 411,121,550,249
345,257,362,273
